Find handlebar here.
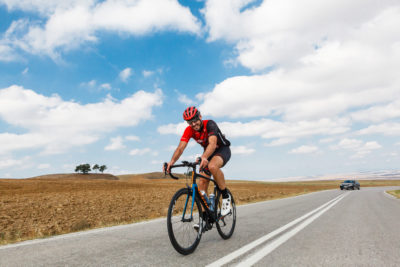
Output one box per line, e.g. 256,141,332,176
163,158,201,180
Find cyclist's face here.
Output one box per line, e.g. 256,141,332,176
187,115,202,131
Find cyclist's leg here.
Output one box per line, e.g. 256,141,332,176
207,146,231,190
194,172,211,232
207,156,226,190
198,173,210,193
208,146,232,216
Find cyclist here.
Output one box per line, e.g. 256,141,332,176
165,106,232,216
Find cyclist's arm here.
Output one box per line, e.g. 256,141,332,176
167,141,188,172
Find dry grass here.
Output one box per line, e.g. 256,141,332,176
1,174,400,245
387,190,400,198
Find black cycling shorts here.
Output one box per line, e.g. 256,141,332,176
203,146,231,176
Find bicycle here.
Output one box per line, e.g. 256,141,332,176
163,159,236,255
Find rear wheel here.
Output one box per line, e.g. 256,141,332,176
167,188,203,255
215,189,236,239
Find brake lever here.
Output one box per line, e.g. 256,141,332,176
163,162,168,176
163,162,180,179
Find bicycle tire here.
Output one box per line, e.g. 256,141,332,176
215,188,236,239
167,187,203,255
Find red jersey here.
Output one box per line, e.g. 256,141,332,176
180,120,230,148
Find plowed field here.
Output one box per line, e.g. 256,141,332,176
1,174,399,245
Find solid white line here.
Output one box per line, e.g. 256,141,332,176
236,193,347,266
206,192,348,267
0,217,165,250
237,189,338,209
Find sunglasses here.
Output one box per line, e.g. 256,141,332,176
187,117,200,125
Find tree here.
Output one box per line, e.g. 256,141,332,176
75,164,91,174
99,165,107,173
92,164,100,173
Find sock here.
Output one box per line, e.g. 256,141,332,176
221,188,229,199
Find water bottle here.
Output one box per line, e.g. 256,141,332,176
209,193,215,211
200,190,210,206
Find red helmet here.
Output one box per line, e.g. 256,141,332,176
183,106,200,121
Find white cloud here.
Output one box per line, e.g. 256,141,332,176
264,138,295,147
0,0,93,16
1,0,202,59
199,55,400,121
199,1,400,144
142,70,154,78
204,0,399,70
158,118,349,145
178,94,195,105
289,145,318,154
37,163,51,169
332,138,363,150
319,137,335,144
125,135,140,141
220,118,350,140
81,81,111,91
175,89,196,105
81,79,97,87
158,122,187,136
100,83,111,90
231,145,255,155
0,85,162,154
105,136,125,151
351,100,400,122
330,138,381,158
358,123,400,136
129,148,152,156
119,68,132,82
151,160,163,165
62,164,74,170
0,43,17,61
0,158,23,169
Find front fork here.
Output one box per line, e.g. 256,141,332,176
181,184,198,222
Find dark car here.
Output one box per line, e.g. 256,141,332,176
340,180,360,190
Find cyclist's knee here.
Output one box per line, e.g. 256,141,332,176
208,163,220,174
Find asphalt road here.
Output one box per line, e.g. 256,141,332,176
1,187,399,266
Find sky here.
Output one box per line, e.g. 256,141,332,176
0,0,399,180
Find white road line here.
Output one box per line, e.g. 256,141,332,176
207,192,349,267
383,190,398,200
0,217,165,250
236,192,348,266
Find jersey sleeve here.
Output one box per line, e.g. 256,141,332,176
206,120,218,137
180,126,193,143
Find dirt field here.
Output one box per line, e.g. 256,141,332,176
1,174,400,245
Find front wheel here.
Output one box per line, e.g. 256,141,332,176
167,188,203,255
215,189,236,239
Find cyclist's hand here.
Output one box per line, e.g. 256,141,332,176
163,162,169,174
165,161,174,174
199,157,208,171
